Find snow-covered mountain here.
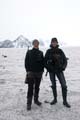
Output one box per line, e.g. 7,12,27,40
13,35,31,48
0,40,14,48
0,35,31,48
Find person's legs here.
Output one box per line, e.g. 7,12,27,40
34,73,42,106
27,78,34,110
56,72,71,108
49,72,57,105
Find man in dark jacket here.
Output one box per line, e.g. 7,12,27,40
25,39,44,110
45,38,71,108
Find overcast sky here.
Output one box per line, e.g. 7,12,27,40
0,0,80,46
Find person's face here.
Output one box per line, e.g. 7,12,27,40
51,41,58,47
33,41,39,48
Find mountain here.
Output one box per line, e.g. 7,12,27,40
0,40,14,48
13,35,31,48
0,35,31,48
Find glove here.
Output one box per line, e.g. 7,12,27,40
62,66,65,71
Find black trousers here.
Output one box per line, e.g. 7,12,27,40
49,71,67,99
27,72,42,99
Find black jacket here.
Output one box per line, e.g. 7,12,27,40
44,46,67,72
25,48,44,72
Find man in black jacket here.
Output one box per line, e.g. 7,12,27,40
45,38,71,108
25,39,44,110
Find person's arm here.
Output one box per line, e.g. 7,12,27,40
61,50,68,70
41,52,45,72
25,50,30,72
44,50,50,70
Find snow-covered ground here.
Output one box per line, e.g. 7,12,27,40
0,47,80,120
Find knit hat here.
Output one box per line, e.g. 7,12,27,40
51,38,58,43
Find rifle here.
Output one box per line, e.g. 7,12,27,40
27,46,29,51
45,70,48,76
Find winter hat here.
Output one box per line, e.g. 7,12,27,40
51,38,58,43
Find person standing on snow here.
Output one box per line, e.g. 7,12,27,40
25,39,44,110
44,38,71,108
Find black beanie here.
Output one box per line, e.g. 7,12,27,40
51,38,58,43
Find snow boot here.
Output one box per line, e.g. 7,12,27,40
50,86,57,105
50,98,57,105
27,97,32,110
34,94,42,106
62,87,71,108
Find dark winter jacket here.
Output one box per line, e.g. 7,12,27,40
25,48,44,72
44,46,67,72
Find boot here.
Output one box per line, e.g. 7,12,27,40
34,87,42,106
34,95,42,106
50,86,57,105
50,98,57,105
62,87,71,108
27,97,32,110
63,101,71,108
27,104,31,110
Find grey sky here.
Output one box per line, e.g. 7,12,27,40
0,0,80,46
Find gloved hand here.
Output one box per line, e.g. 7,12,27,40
58,67,65,72
27,71,31,75
62,66,66,71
